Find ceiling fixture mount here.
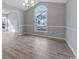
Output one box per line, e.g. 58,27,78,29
22,0,35,8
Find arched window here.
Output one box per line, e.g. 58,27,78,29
35,5,47,32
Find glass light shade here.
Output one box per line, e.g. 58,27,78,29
22,2,25,6
31,0,34,3
22,0,35,7
25,0,28,3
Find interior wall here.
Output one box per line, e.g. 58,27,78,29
66,0,77,56
8,13,18,32
24,2,65,39
2,2,24,33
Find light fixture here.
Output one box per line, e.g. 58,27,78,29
31,0,34,6
22,2,25,6
22,0,35,7
31,0,34,4
26,3,30,7
25,0,28,3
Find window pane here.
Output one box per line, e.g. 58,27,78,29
35,5,47,32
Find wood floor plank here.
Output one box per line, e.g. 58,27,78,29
2,32,74,59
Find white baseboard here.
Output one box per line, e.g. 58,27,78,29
25,33,65,40
65,40,77,58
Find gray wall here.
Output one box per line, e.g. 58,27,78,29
8,13,18,32
24,2,65,39
66,0,77,56
2,2,24,33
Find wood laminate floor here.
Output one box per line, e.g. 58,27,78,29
2,32,74,59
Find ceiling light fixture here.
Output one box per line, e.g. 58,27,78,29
22,0,35,8
31,0,34,3
22,2,25,6
25,0,28,3
26,3,30,7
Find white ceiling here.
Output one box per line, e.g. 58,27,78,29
2,0,67,11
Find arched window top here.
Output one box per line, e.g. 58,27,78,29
35,5,47,13
35,5,47,32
